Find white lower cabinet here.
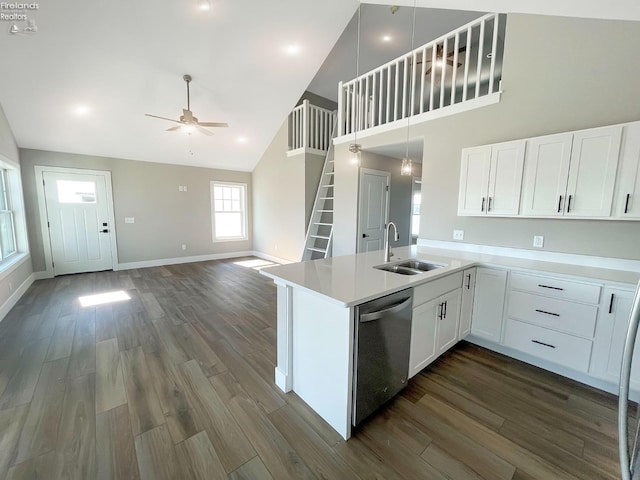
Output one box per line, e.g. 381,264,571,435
458,268,476,338
591,287,639,389
470,268,507,342
409,272,463,378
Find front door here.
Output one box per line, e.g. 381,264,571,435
357,169,390,253
42,170,115,275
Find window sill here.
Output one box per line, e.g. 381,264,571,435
212,237,249,243
0,253,30,282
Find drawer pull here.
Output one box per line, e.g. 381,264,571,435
537,284,564,291
531,339,556,349
535,309,560,317
465,273,471,290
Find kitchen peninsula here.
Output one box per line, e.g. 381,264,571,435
261,244,640,439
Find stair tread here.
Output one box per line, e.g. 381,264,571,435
319,197,334,200
317,209,334,212
310,235,331,239
313,222,333,226
307,247,327,253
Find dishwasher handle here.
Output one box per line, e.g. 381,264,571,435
360,297,412,323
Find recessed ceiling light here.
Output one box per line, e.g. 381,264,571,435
382,35,392,43
284,44,301,56
71,104,91,116
197,0,211,11
236,136,248,144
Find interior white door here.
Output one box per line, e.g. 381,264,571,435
357,169,390,253
43,171,114,275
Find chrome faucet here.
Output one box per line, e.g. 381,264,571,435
384,222,399,262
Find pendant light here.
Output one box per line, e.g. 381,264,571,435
401,1,418,176
349,2,362,166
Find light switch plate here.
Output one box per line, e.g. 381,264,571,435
453,230,464,240
533,235,544,248
124,217,135,224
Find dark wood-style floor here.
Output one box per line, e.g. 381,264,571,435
0,257,623,479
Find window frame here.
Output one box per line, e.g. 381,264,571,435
210,181,249,242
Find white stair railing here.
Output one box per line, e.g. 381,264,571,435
288,100,336,154
338,13,502,136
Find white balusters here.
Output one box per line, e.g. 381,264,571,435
288,101,337,154
336,13,502,137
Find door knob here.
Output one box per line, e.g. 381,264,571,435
99,229,109,233
362,234,370,238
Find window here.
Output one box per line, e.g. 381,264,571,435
0,170,16,260
411,178,422,238
211,182,248,241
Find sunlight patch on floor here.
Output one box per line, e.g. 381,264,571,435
233,259,277,270
78,290,131,307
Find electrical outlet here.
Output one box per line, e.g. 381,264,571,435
533,235,544,248
453,230,464,241
124,217,135,224
183,185,188,192
181,244,187,251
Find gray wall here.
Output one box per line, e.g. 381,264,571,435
0,104,34,311
360,151,422,248
335,13,640,260
20,149,252,271
252,120,306,262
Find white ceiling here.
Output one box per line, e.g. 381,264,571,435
0,0,358,171
1,0,638,172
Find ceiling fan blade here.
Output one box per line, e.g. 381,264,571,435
446,60,455,67
145,114,183,125
425,67,432,76
196,125,214,136
165,126,181,132
447,45,467,58
198,122,229,128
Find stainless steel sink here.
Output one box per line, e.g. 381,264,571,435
374,259,446,275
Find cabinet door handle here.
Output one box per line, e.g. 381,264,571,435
538,284,564,291
487,197,492,212
557,195,563,213
481,197,486,212
625,193,631,214
466,274,471,290
442,301,447,319
437,303,444,320
567,194,573,213
531,339,556,349
535,309,560,317
609,293,615,314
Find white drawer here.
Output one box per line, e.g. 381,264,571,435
507,290,598,338
503,319,592,372
414,272,463,307
510,272,601,304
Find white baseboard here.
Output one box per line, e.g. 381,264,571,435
251,251,294,265
118,251,256,270
33,271,53,280
417,238,640,273
0,272,35,323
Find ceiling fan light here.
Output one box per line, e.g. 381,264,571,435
401,158,412,176
181,124,196,134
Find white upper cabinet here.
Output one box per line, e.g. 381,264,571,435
521,126,622,218
521,133,573,217
565,126,622,217
458,146,492,216
458,140,525,216
614,122,640,219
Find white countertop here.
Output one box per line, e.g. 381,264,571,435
260,245,640,308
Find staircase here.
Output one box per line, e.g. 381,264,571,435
302,124,337,261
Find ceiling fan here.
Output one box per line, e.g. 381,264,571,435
145,74,228,136
416,45,466,76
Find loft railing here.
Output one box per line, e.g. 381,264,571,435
338,13,503,137
288,100,337,154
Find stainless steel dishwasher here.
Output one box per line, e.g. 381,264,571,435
352,288,413,427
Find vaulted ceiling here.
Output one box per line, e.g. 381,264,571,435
0,0,638,172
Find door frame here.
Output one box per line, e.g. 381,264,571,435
35,165,119,277
356,168,391,253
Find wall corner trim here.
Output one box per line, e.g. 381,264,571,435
251,251,294,265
